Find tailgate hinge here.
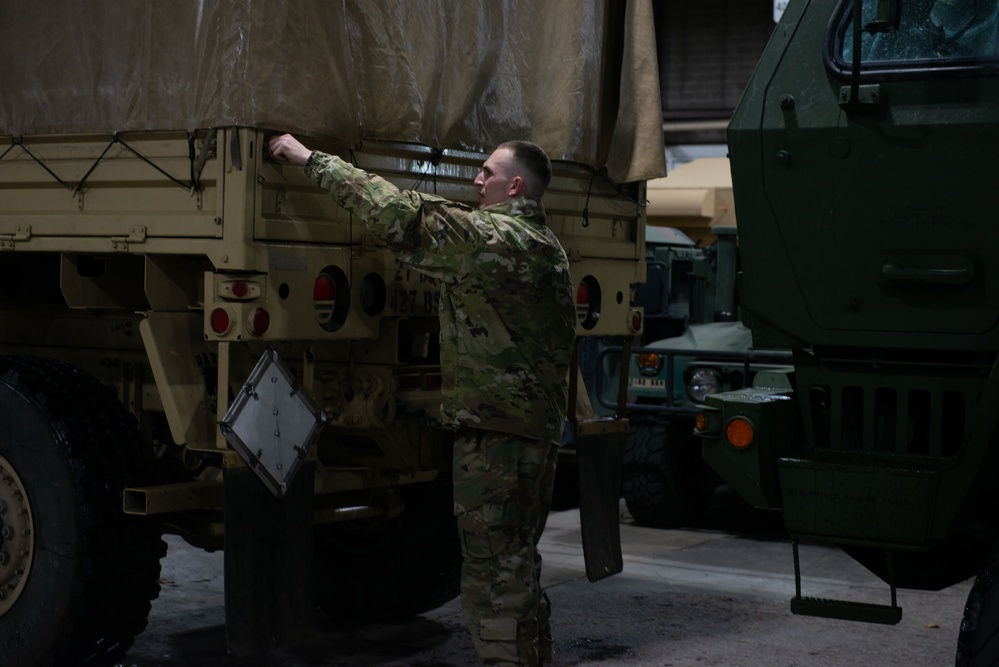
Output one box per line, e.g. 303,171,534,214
110,226,147,251
0,225,32,250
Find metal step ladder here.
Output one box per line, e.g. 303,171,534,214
789,540,903,625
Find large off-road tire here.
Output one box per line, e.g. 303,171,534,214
956,544,999,666
0,357,165,667
315,484,461,623
621,415,715,528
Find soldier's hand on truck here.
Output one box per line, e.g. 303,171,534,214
268,134,313,167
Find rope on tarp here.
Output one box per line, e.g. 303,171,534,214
1,132,208,196
581,165,649,228
113,132,198,193
6,138,74,192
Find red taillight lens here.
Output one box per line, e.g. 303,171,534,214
230,280,250,298
576,276,600,329
629,309,643,334
314,273,337,327
218,278,260,300
313,274,336,301
210,308,232,335
249,308,270,336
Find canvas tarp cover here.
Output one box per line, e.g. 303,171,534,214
0,0,665,183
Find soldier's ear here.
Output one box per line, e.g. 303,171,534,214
508,176,524,197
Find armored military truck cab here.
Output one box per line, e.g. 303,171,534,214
695,0,999,663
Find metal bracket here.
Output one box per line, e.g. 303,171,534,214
0,225,31,250
110,226,148,251
839,84,886,112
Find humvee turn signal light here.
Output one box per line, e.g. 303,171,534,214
637,352,662,376
695,412,708,432
725,417,755,449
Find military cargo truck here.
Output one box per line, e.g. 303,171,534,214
0,2,664,665
694,0,999,663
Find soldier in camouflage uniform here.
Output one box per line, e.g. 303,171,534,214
269,134,576,666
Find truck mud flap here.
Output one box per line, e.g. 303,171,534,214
574,417,627,582
223,460,316,655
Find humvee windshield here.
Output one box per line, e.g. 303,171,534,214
836,0,999,64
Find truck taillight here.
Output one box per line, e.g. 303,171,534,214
576,276,600,329
314,267,350,332
313,274,336,327
210,308,233,335
218,279,261,300
248,308,270,336
629,309,643,334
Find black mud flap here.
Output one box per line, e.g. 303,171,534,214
574,417,627,582
223,460,316,656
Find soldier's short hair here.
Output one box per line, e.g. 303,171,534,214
499,140,552,196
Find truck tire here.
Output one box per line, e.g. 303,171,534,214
621,416,714,528
314,484,461,622
0,357,165,667
956,545,999,666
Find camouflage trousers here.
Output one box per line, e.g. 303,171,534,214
453,427,560,666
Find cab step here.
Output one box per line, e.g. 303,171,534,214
790,595,902,624
790,540,902,625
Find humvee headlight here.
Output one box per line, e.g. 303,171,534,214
637,352,663,376
725,417,755,449
687,368,723,403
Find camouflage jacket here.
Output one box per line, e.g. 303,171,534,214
306,151,575,444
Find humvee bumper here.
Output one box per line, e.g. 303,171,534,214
696,387,796,510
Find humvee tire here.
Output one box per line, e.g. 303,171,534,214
621,416,714,528
0,357,165,667
314,483,461,622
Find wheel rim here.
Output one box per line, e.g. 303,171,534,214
0,453,34,615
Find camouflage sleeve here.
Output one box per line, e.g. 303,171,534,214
305,151,487,279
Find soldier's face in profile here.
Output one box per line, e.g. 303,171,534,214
474,147,518,209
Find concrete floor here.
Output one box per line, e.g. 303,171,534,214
122,495,973,666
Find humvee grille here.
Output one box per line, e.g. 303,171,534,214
797,353,987,458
